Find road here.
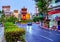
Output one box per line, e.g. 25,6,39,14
16,23,60,42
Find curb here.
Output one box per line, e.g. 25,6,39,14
39,26,58,31
40,26,49,30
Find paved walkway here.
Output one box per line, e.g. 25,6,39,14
0,26,5,42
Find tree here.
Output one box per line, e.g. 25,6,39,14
34,0,52,27
6,16,18,23
33,16,39,22
1,14,5,22
33,15,44,23
39,15,44,26
34,0,52,19
0,11,5,22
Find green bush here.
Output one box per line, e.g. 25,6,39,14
20,20,33,23
4,22,26,42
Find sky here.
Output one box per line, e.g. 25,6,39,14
0,0,35,13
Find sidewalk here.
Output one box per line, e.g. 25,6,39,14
0,27,6,42
39,26,58,31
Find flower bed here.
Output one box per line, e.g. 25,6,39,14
4,22,25,42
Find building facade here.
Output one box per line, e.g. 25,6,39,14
13,10,18,18
48,0,60,29
21,7,27,20
20,7,30,20
26,13,30,20
2,6,11,16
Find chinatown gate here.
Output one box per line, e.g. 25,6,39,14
48,9,60,30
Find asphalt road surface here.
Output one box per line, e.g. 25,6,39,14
16,23,60,42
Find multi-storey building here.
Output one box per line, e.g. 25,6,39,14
21,7,27,20
2,6,11,16
26,13,30,20
48,0,60,29
20,7,30,20
13,10,18,18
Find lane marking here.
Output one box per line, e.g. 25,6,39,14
43,30,60,36
42,30,60,36
39,35,53,41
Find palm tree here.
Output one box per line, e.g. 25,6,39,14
34,0,52,28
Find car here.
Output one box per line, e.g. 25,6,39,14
27,22,32,26
36,22,40,24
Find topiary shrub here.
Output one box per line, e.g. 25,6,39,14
4,22,26,42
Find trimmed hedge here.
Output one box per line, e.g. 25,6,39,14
20,20,33,23
4,22,26,42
